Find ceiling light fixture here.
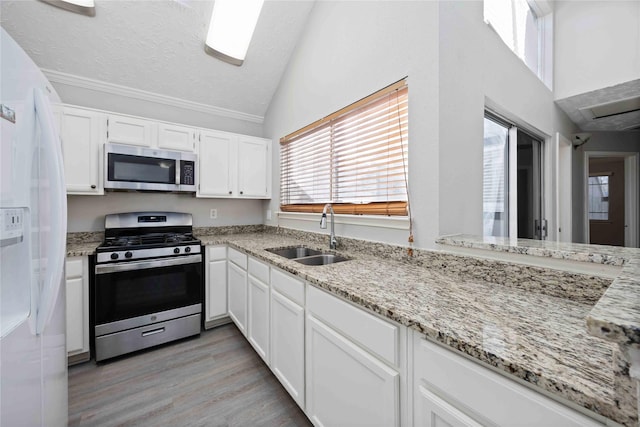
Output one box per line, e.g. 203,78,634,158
40,0,96,16
205,0,264,66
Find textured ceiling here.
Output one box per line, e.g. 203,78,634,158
0,0,315,118
556,79,640,132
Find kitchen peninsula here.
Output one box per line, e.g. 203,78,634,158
68,226,640,426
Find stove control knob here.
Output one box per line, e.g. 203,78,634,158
110,253,119,260
125,251,133,259
174,247,180,254
185,246,191,253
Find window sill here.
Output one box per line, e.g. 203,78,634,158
277,211,410,230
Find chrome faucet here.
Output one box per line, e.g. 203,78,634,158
320,203,338,250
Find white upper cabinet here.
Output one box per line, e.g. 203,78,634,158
59,103,270,197
197,131,271,199
157,123,196,152
61,106,104,195
197,129,236,197
238,136,270,198
107,114,196,152
106,114,154,147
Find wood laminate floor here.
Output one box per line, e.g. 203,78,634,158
68,324,312,427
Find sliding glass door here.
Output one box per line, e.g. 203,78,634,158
483,113,546,239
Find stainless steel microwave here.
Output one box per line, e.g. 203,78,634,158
104,143,197,192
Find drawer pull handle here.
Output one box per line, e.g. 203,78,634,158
142,327,165,337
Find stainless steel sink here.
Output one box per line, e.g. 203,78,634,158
265,246,349,266
266,246,323,259
293,254,349,266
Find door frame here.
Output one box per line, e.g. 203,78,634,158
549,133,572,243
583,151,639,247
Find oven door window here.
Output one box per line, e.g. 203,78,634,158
95,259,201,325
108,153,177,184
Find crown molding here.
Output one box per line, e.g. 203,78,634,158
42,69,264,124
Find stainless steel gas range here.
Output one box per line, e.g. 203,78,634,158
94,212,202,362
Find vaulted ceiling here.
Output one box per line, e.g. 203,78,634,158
0,0,315,119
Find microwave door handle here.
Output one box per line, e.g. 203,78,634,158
95,254,202,275
176,159,181,186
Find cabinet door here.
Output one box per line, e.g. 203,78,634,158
306,315,400,427
247,274,269,362
158,123,196,152
65,257,88,357
227,261,247,335
206,258,227,324
270,288,305,409
106,114,154,147
61,107,103,195
415,386,482,427
237,136,270,198
197,130,236,197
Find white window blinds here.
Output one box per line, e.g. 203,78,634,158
280,81,408,216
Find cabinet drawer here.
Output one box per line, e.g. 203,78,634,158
248,257,269,283
307,285,399,367
271,268,304,306
228,247,247,269
207,245,226,261
413,335,603,427
66,258,84,278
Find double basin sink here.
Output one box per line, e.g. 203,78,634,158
266,246,349,266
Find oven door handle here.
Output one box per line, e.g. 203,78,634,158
95,254,202,275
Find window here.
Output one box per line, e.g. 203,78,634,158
280,81,408,216
588,175,609,221
483,116,510,237
484,0,551,81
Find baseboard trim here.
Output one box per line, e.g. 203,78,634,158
68,351,91,366
204,316,233,330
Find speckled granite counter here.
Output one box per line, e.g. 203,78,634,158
67,227,638,425
436,234,640,350
66,232,102,256
199,229,635,426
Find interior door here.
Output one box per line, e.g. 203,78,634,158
588,157,625,246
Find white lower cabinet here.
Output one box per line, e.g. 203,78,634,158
205,246,228,328
306,314,400,427
305,285,402,427
412,332,603,427
65,257,89,364
247,257,270,362
270,269,305,409
227,255,247,336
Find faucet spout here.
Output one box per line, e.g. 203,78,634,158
320,203,338,250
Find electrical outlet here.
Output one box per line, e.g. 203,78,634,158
210,209,218,219
266,209,272,221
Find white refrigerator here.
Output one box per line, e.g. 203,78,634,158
0,28,68,426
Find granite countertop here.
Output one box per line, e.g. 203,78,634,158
67,228,638,425
436,234,640,350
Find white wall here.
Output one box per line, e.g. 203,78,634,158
263,0,440,247
438,1,578,239
572,131,640,243
264,1,577,249
67,193,264,232
554,0,640,100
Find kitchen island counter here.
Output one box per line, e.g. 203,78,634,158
199,229,636,426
